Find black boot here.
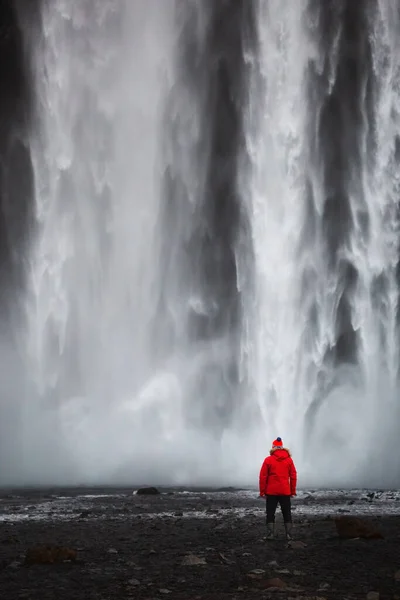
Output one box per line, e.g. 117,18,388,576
284,522,293,541
266,523,275,540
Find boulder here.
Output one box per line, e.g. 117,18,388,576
136,487,160,495
25,545,77,565
260,577,287,589
334,516,384,540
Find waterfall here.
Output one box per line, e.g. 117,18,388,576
15,0,252,486
5,0,400,487
240,0,400,487
19,1,185,483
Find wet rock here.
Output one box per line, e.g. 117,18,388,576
288,540,307,549
136,487,160,495
181,554,207,566
335,517,384,540
247,569,265,580
25,545,77,565
219,552,235,565
259,577,287,589
2,535,19,544
318,583,331,591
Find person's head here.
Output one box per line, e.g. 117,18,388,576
272,436,283,448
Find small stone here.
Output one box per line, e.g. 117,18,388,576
288,540,307,549
366,592,379,600
242,552,252,557
259,577,286,589
8,560,21,569
268,560,279,567
318,583,331,590
128,578,140,586
108,548,118,554
219,552,235,565
276,568,291,574
247,569,266,581
181,554,207,566
159,589,171,594
2,536,19,545
293,570,305,576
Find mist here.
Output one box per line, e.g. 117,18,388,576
0,1,399,490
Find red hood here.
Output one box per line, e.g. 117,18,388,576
270,448,291,462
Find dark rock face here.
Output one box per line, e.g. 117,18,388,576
0,0,33,302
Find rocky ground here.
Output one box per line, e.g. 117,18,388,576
0,487,400,600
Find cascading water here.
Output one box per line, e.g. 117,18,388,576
16,0,252,486
6,0,400,488
240,0,400,487
19,1,188,483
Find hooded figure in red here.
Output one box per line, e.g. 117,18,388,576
259,437,297,540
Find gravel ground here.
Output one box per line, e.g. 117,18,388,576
1,487,400,600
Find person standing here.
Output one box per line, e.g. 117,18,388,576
259,437,297,540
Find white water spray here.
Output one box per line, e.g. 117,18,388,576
240,0,400,487
12,0,400,488
16,0,250,486
19,1,189,484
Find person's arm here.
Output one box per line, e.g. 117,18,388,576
289,459,297,496
259,458,269,496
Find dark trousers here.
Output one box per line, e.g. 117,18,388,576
266,494,292,523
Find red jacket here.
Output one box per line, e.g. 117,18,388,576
259,448,297,496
